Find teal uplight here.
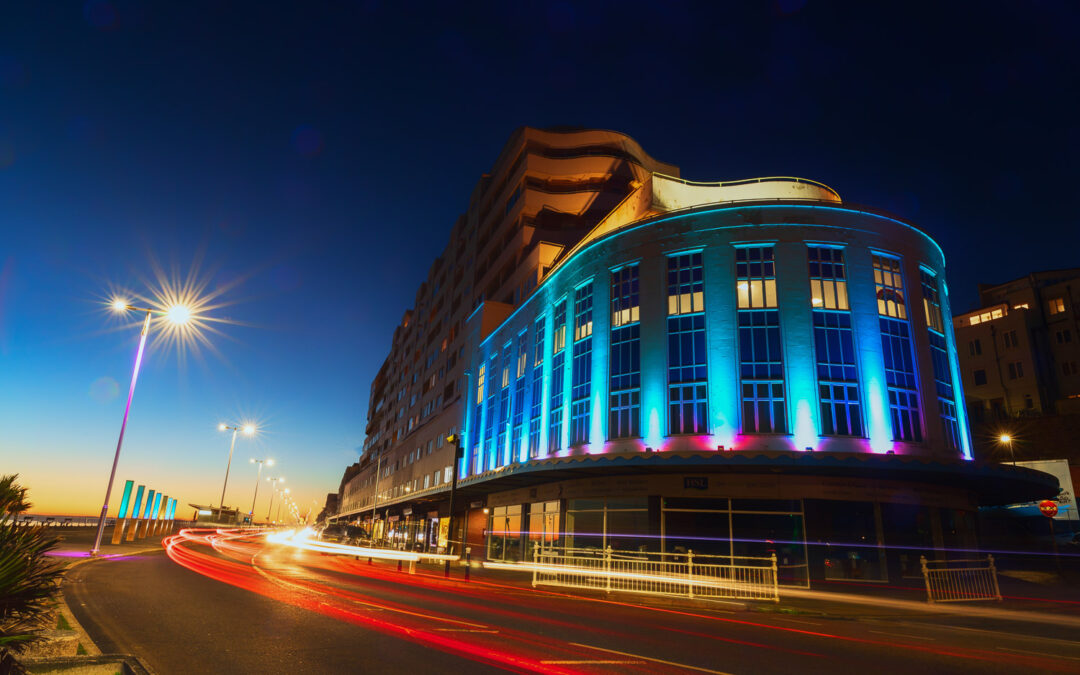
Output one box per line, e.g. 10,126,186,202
131,485,145,520
645,406,663,449
141,489,155,519
150,493,163,520
793,400,818,450
866,376,892,453
117,480,134,519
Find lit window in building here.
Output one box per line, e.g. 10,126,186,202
735,246,784,433
668,252,704,315
667,255,708,434
1049,297,1066,315
737,247,777,309
483,354,498,469
610,265,641,439
1014,303,1029,310
807,247,849,310
873,254,907,319
496,343,512,466
570,284,594,446
611,265,640,327
549,300,567,453
574,283,594,341
511,331,528,461
919,269,944,333
813,312,862,436
529,317,545,458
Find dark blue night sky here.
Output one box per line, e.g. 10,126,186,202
1,1,1077,513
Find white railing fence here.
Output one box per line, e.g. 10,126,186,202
530,543,779,602
920,554,1002,603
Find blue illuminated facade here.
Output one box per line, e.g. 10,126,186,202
461,200,973,476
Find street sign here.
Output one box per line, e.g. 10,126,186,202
1039,500,1059,517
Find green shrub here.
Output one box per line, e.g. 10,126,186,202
0,475,64,651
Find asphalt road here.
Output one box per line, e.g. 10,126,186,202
63,530,1080,675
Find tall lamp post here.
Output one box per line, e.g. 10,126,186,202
443,434,463,577
217,423,255,518
999,434,1015,465
249,458,273,524
91,300,192,556
266,477,284,521
277,488,290,523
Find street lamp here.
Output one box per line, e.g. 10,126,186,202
277,488,290,523
217,423,256,517
266,477,284,521
249,458,273,524
999,433,1015,465
91,300,192,556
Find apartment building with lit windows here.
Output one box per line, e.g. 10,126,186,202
332,128,1057,587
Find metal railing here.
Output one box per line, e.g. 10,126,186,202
530,544,779,602
920,555,1002,603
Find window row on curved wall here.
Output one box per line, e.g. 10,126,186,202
463,241,970,478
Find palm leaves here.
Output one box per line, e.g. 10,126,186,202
0,475,64,651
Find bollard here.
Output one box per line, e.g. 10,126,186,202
409,560,416,575
444,559,450,578
465,551,471,582
397,559,402,572
368,557,373,565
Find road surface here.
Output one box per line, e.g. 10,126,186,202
63,529,1080,674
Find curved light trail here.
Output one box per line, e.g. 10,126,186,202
162,529,1080,675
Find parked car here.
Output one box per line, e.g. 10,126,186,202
318,524,367,546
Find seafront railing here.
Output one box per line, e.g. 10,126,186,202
920,555,1002,603
529,544,779,602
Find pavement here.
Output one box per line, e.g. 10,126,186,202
54,529,1080,674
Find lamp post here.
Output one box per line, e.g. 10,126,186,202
999,434,1015,465
277,488,290,523
249,458,273,524
444,434,463,577
267,477,284,521
217,423,255,518
91,301,191,556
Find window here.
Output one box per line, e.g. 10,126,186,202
528,317,545,458
1003,330,1018,349
496,344,512,466
611,265,640,327
1007,361,1024,379
570,284,593,446
969,339,981,356
610,266,641,439
738,310,786,433
813,312,861,436
476,363,485,404
880,315,922,442
1056,329,1072,344
736,247,777,309
973,369,987,386
668,252,704,315
919,269,944,333
1049,298,1066,315
510,331,528,462
928,333,961,450
808,246,849,310
573,283,593,341
873,254,907,319
549,301,567,453
667,253,708,434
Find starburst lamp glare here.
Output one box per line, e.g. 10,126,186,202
112,299,129,312
242,424,255,435
999,434,1011,444
165,304,192,325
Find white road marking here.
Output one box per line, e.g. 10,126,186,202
542,660,646,664
998,647,1080,661
770,617,822,627
569,642,734,675
432,628,500,633
869,630,936,641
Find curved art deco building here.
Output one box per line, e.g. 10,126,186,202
337,130,1056,586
